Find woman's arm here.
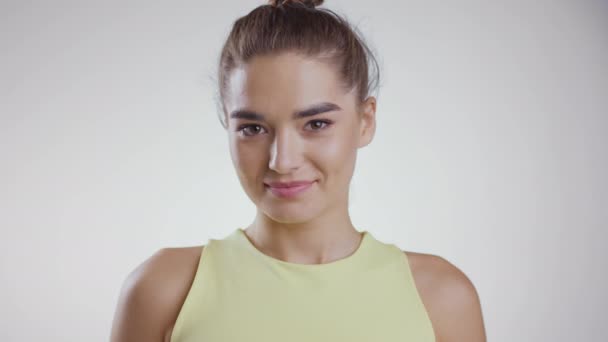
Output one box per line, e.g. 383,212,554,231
433,260,487,341
110,248,201,342
409,253,487,342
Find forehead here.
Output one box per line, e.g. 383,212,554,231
226,52,349,112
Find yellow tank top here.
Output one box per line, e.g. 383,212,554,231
170,228,436,341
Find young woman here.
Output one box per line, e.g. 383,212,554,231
110,1,487,341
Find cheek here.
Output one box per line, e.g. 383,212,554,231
314,131,358,175
230,139,266,178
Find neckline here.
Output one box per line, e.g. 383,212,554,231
234,227,372,271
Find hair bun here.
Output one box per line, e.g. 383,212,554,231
268,0,324,9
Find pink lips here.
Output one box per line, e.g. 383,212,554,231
264,180,315,198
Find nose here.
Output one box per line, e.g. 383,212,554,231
268,128,301,174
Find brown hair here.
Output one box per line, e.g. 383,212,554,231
216,0,381,128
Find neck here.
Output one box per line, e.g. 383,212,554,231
243,204,363,265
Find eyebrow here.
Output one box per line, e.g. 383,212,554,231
229,102,342,122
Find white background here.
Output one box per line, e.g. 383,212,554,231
1,0,607,341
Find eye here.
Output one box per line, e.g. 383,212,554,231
305,119,333,131
236,124,267,137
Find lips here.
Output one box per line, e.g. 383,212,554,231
265,180,315,188
264,180,316,198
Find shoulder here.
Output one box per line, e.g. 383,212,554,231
404,251,487,342
110,245,204,342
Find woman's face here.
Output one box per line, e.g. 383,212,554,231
224,52,376,224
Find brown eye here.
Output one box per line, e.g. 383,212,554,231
237,124,266,137
306,120,332,131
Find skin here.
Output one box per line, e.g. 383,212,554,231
110,52,487,342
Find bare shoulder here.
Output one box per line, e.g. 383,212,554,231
110,245,204,342
404,251,487,342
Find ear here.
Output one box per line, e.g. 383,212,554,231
357,96,377,148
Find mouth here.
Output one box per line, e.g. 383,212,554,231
264,180,316,198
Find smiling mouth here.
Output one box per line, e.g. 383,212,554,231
264,181,315,198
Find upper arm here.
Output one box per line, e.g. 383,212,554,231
427,257,487,342
110,248,201,342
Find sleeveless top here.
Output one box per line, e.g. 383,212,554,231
170,228,436,342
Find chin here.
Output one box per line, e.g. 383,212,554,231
259,199,324,224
